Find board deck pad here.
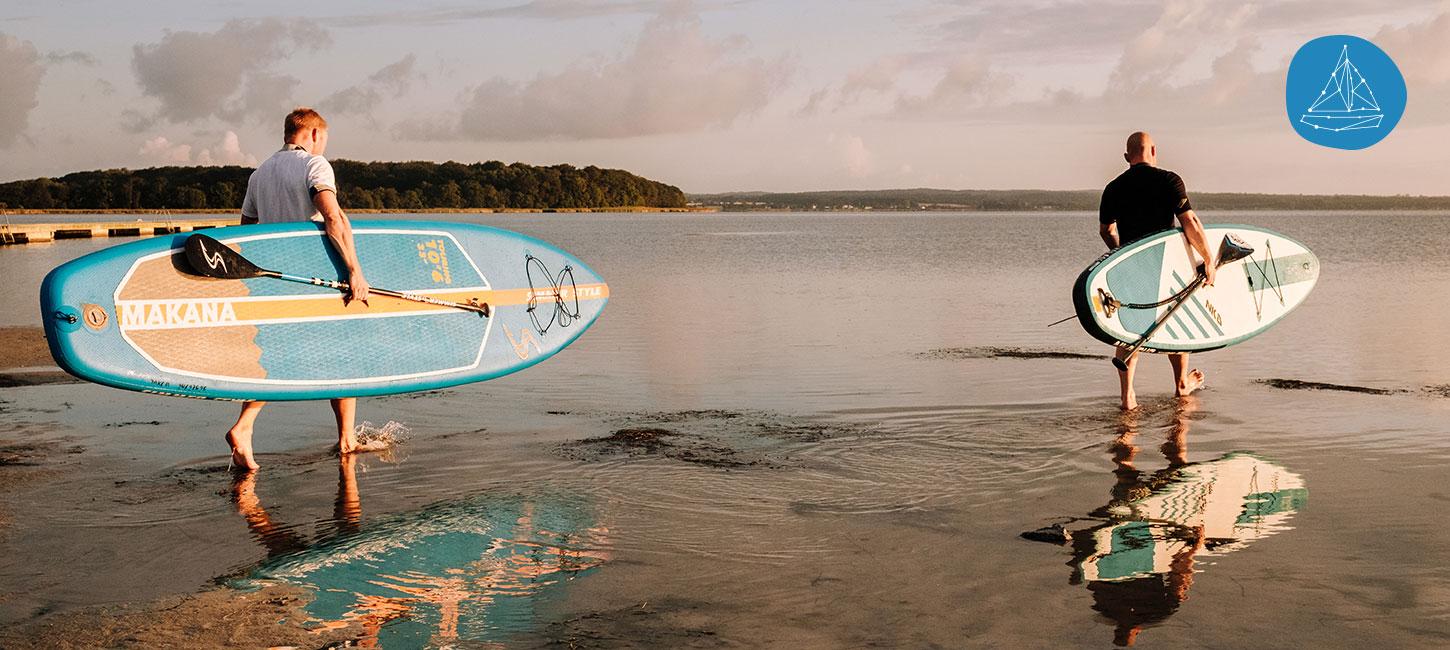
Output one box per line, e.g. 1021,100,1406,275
1073,225,1318,353
41,221,608,400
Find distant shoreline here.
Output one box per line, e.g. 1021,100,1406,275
689,189,1450,212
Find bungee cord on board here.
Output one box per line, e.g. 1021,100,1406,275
525,253,581,336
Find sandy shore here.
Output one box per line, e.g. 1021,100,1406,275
0,584,362,649
0,327,77,387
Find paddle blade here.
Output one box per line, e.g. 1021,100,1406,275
1217,233,1254,267
183,233,265,279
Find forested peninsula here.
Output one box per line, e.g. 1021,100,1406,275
691,189,1450,211
0,160,687,211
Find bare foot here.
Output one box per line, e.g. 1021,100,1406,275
1176,369,1206,397
1121,391,1139,411
225,427,260,471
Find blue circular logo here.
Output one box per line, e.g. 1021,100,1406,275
1286,35,1405,150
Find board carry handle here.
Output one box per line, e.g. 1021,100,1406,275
1110,234,1252,370
182,233,491,318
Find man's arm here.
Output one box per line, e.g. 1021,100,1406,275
1099,183,1120,250
1100,222,1120,250
1177,209,1215,286
1166,172,1214,286
313,189,370,303
240,179,259,225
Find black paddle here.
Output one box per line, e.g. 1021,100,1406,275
182,233,490,317
1111,234,1253,370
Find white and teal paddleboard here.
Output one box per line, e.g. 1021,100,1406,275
1073,225,1319,353
40,221,608,401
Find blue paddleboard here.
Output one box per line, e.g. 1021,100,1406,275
40,221,608,400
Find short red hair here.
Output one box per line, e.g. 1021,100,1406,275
284,107,328,140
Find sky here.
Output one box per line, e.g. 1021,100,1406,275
1,0,1448,194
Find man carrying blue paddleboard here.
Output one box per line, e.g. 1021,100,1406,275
225,107,381,470
1098,132,1214,410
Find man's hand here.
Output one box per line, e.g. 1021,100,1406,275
1202,261,1216,287
1100,222,1120,250
347,270,370,305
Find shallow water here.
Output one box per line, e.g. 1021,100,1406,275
2,211,1449,647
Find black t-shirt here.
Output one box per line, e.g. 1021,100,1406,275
1099,163,1193,245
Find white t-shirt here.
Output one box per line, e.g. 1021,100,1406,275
241,145,337,223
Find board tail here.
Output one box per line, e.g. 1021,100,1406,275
1072,250,1122,347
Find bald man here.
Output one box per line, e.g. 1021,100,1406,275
1098,132,1214,410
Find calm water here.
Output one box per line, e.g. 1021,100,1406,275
1,211,1449,647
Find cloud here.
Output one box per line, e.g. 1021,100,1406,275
927,0,1444,57
1375,11,1450,86
841,57,908,102
231,73,300,123
893,55,1012,116
138,135,192,163
829,133,873,177
44,50,97,66
430,9,784,141
138,130,258,166
817,1,1281,127
796,88,829,116
1104,0,1257,99
930,0,1153,57
130,18,328,125
791,56,908,116
320,54,424,115
1204,37,1261,106
0,33,44,147
330,0,698,28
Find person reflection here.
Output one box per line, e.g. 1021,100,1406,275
230,454,612,646
1026,396,1307,646
1068,397,1205,646
231,454,364,560
230,454,398,646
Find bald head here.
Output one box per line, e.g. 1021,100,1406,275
1125,131,1156,165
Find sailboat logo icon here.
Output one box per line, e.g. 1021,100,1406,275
1286,36,1405,150
1301,45,1382,132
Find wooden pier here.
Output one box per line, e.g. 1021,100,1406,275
0,217,240,244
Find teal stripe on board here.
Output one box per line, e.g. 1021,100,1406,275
1168,271,1217,333
1095,521,1157,581
1168,271,1217,339
1105,242,1166,336
1164,324,1179,340
1172,313,1196,339
1188,293,1223,336
1179,301,1211,339
1246,252,1319,287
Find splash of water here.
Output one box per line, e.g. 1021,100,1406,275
354,420,410,463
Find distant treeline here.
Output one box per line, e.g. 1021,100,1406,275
0,160,687,211
692,189,1450,211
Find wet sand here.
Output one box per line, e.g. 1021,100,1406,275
0,584,361,649
0,327,80,387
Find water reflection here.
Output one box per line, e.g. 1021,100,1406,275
1026,398,1308,646
231,458,609,647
